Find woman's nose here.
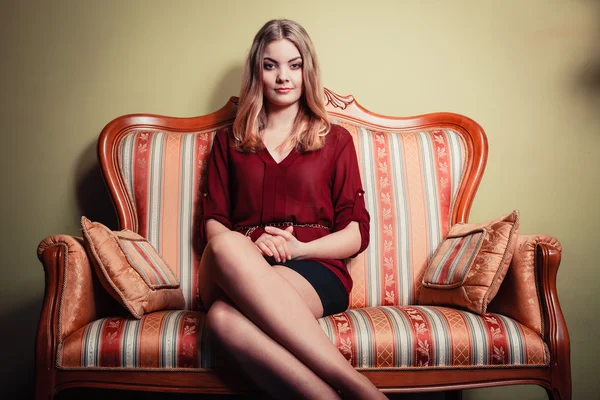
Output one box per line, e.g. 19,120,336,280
276,69,289,82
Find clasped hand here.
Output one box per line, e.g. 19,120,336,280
250,226,305,263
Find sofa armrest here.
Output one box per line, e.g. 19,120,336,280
37,235,117,344
488,234,571,394
488,234,562,336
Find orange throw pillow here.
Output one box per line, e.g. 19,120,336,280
418,211,520,315
81,217,185,318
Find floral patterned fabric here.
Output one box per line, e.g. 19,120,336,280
119,129,213,311
334,121,467,308
59,307,547,369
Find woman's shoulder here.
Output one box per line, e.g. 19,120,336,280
212,125,236,147
326,123,353,149
328,123,350,136
215,125,234,138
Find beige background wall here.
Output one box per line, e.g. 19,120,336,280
1,1,598,399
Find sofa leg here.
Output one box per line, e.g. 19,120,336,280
544,360,572,400
35,385,55,400
545,384,571,400
35,371,55,400
445,390,462,400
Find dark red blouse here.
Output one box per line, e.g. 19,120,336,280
200,124,370,293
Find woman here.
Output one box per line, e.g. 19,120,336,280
199,19,387,400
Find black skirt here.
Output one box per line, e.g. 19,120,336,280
267,258,349,317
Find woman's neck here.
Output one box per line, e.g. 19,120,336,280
264,102,299,134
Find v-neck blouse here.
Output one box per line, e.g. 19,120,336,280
200,124,370,294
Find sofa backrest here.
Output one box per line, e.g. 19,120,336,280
99,89,487,311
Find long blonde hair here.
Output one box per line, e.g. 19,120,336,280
233,19,330,153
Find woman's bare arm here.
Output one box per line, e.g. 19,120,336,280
265,221,361,260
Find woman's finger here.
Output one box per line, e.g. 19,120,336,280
264,240,282,262
257,242,273,257
264,226,294,240
255,234,282,260
277,236,292,260
273,239,289,262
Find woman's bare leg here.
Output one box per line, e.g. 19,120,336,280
207,298,341,399
204,249,342,399
199,231,386,400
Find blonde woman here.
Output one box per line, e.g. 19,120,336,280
199,19,386,400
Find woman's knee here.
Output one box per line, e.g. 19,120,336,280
205,231,254,280
206,231,245,261
205,298,239,340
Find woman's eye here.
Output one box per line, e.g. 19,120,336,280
291,63,302,69
263,63,275,70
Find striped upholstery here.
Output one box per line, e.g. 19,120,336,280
119,129,215,311
59,307,548,369
60,311,213,369
334,120,466,308
318,307,547,368
424,233,484,286
117,121,466,309
118,238,180,288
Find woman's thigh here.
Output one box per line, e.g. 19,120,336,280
199,231,264,309
271,266,324,319
198,231,323,318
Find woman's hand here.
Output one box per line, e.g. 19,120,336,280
251,226,305,262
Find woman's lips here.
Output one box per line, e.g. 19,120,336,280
275,88,292,93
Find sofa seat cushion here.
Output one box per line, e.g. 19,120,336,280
319,306,548,368
60,310,213,369
59,307,548,370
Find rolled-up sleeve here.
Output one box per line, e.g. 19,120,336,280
199,129,232,245
331,132,370,258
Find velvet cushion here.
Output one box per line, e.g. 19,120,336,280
81,217,185,318
418,211,520,314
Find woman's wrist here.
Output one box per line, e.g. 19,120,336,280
295,240,313,260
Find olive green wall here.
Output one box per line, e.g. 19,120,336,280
1,1,598,399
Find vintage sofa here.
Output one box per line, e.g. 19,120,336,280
36,89,571,399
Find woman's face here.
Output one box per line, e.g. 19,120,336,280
261,39,304,110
